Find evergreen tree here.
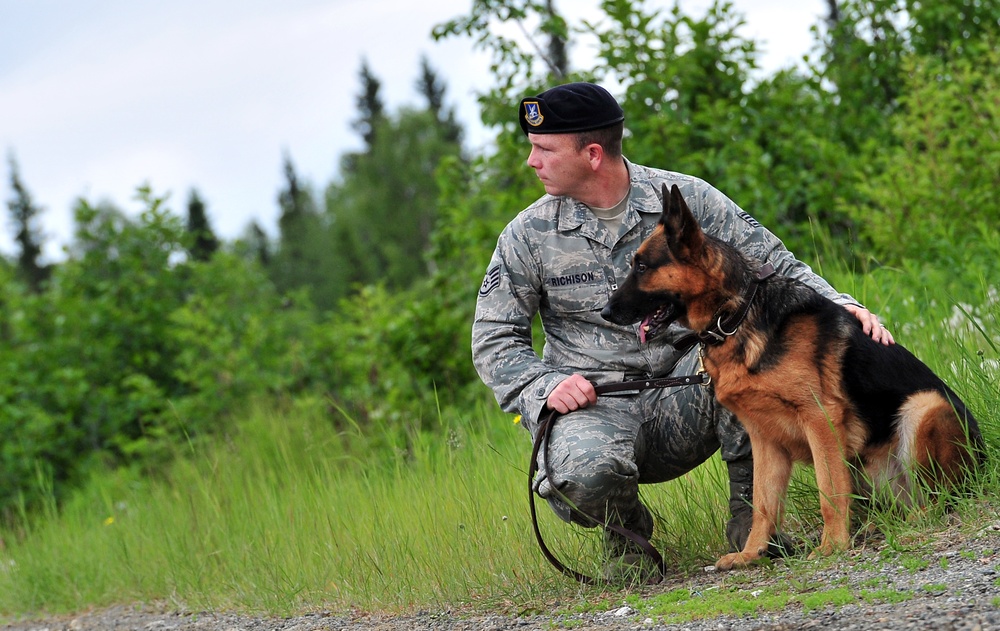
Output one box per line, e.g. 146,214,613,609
321,60,467,303
417,56,463,145
235,219,271,268
277,153,315,244
271,153,324,299
5,154,48,292
352,59,385,149
185,188,219,262
326,108,464,293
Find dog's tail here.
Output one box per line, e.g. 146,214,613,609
895,388,984,494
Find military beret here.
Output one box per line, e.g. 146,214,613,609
518,82,624,135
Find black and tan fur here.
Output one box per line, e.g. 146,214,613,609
602,184,984,570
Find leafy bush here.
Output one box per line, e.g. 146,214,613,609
849,45,1000,270
167,254,318,428
0,190,331,514
0,190,192,510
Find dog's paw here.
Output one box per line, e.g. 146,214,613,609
714,551,760,571
808,543,846,560
809,533,850,559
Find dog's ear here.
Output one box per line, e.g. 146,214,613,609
660,184,705,258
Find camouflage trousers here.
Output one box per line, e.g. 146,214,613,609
531,348,750,537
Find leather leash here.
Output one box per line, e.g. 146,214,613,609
529,372,710,584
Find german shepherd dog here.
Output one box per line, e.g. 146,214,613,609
602,184,984,570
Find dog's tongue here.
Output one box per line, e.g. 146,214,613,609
639,315,652,344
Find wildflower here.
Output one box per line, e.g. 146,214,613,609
513,415,521,424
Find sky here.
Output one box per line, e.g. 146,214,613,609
0,0,828,262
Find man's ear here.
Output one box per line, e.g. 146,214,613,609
585,143,603,171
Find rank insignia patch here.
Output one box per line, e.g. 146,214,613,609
479,265,502,297
738,210,762,230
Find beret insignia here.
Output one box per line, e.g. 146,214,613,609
523,101,544,127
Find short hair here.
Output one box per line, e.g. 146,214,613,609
574,122,624,159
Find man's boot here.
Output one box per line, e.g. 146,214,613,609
602,502,661,584
726,458,797,557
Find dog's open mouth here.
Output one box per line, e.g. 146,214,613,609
639,304,677,344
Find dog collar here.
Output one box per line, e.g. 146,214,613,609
673,262,776,352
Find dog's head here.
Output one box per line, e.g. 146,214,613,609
601,183,710,342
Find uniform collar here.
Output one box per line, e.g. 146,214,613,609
556,159,658,246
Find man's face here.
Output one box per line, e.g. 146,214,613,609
525,132,591,197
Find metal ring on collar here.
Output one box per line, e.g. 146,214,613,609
716,315,739,337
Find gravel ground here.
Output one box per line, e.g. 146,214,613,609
4,524,1000,631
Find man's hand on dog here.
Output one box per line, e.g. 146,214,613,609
844,304,895,345
546,374,598,413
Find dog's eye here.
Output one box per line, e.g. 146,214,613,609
636,262,647,274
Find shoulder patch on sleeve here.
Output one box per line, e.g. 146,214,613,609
737,210,762,230
479,265,502,297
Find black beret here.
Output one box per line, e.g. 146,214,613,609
518,82,624,135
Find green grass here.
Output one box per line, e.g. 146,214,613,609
0,403,543,615
860,588,914,605
0,402,741,618
622,585,795,623
798,587,855,613
899,555,931,573
0,271,997,623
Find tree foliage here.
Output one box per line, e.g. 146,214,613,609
418,55,464,145
269,154,326,301
0,188,336,514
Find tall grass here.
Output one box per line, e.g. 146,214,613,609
0,272,997,621
0,397,739,617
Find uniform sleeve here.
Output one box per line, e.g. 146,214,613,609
695,182,861,308
471,218,568,430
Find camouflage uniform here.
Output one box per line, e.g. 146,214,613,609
472,161,860,539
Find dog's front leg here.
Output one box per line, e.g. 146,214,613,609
715,436,791,571
806,411,854,557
